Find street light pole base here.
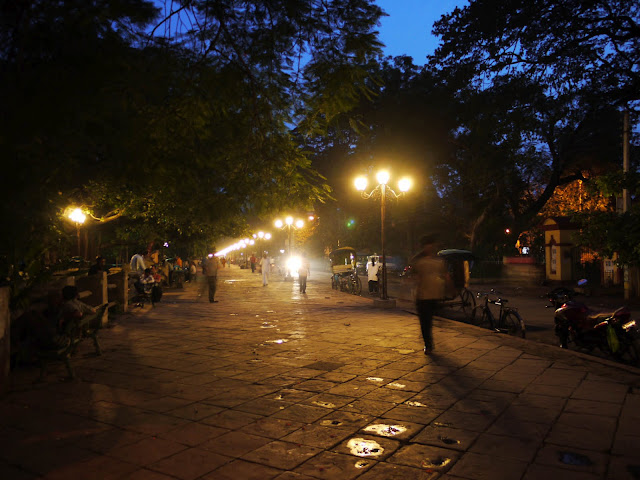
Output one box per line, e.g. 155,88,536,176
373,298,396,309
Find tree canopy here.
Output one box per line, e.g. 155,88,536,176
0,0,385,269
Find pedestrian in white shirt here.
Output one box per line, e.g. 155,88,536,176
260,253,270,286
367,259,380,294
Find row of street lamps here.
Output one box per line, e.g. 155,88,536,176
217,214,310,260
66,168,410,303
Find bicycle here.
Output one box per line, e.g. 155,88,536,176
470,291,526,338
335,271,362,295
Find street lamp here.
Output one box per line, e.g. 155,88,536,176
355,170,411,301
67,207,86,258
274,216,304,257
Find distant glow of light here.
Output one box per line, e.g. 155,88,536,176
505,228,511,234
275,219,284,228
295,219,304,229
258,231,264,238
163,242,169,247
285,216,293,225
265,233,272,240
376,170,390,185
308,215,315,221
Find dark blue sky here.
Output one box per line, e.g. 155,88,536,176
376,0,467,64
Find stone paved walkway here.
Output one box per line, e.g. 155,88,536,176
2,266,640,479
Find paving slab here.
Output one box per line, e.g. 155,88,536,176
3,265,640,479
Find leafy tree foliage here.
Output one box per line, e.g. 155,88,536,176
0,0,385,273
427,0,637,252
433,0,640,106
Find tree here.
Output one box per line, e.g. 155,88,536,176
433,0,640,106
0,0,386,273
427,0,638,251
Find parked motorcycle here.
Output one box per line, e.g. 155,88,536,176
546,279,588,309
554,299,639,366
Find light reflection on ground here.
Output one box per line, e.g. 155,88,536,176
363,424,407,437
347,438,384,457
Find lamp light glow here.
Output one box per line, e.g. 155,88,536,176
68,208,86,224
376,170,390,185
354,177,368,191
275,219,283,228
295,220,304,229
285,216,293,226
398,177,411,192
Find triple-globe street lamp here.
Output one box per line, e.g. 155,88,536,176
355,170,411,301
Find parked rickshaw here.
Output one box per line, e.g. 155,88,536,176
329,247,362,295
438,249,476,318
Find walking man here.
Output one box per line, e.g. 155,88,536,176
203,250,220,303
298,255,310,293
260,253,270,286
412,234,454,355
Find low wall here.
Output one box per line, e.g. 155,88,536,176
502,257,545,285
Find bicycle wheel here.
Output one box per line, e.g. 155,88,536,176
458,288,476,319
470,306,491,329
503,311,526,338
352,276,362,295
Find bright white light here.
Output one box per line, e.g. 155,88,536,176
285,216,293,225
252,233,257,239
249,239,255,245
280,249,285,254
354,177,368,191
265,233,272,240
376,170,390,185
68,208,86,224
308,215,315,221
398,177,411,192
163,242,169,247
275,219,283,228
208,253,214,258
295,220,304,229
258,231,264,238
286,256,302,278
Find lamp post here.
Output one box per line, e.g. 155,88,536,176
275,216,304,257
68,207,87,258
355,171,411,301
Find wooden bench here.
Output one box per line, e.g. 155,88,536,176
37,303,109,380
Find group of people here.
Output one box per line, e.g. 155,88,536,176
94,236,451,357
129,252,199,286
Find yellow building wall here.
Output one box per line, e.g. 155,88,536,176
543,219,577,282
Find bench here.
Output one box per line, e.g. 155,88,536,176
37,303,109,380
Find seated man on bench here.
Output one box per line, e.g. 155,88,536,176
61,285,96,329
